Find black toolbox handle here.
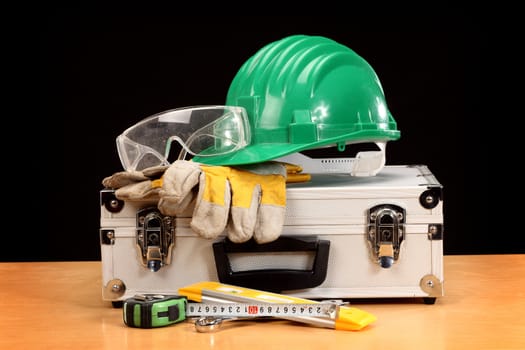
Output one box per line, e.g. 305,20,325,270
212,236,330,293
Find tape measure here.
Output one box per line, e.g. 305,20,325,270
123,294,337,328
186,302,335,317
123,294,187,328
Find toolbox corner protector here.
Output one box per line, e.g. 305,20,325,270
103,278,126,300
419,274,443,297
419,187,442,209
100,189,125,213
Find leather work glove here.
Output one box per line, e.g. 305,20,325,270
101,165,168,201
158,160,309,244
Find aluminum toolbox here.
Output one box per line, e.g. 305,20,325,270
100,164,444,305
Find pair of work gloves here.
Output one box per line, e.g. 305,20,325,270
102,160,310,244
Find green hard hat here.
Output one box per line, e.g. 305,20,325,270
194,34,400,166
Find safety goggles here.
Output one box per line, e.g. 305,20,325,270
116,105,251,171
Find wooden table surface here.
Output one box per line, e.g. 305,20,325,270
1,255,524,349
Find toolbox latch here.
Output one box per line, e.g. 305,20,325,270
367,204,405,268
136,207,175,272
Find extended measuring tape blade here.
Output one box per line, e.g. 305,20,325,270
179,281,377,331
186,302,337,318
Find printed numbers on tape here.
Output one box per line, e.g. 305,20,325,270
186,303,335,317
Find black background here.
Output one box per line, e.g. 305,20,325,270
27,14,509,262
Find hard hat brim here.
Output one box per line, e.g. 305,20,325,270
193,130,400,166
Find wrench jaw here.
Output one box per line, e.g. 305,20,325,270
194,316,250,333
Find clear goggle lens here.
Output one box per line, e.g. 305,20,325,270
116,105,250,171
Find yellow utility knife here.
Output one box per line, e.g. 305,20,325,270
179,281,376,331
